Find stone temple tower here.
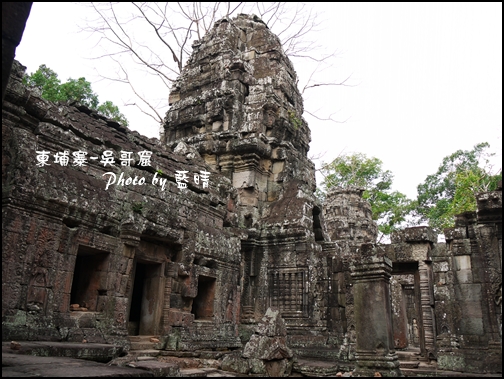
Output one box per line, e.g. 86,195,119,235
163,14,335,352
162,14,314,216
323,187,378,245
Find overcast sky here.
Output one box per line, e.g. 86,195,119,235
15,2,502,199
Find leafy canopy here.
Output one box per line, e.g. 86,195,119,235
415,142,501,232
23,64,128,126
318,144,501,240
319,153,413,238
97,101,128,126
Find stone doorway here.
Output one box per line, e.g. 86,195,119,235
391,262,422,351
128,260,163,335
390,257,438,362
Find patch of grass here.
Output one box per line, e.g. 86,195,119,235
132,202,144,214
288,109,302,130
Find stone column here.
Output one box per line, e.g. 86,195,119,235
418,260,436,356
351,244,402,377
120,222,141,333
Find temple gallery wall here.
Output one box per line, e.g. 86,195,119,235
2,14,501,376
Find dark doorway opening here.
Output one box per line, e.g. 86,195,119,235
70,247,109,311
129,263,146,329
192,276,216,320
128,261,162,335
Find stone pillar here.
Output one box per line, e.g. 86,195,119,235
120,222,140,333
418,260,436,357
351,244,402,377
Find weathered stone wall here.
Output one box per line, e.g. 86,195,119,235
324,186,502,374
2,60,242,349
3,13,336,356
435,184,502,373
2,11,501,374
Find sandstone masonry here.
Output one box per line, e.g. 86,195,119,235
2,14,501,376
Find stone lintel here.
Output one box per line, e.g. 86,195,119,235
391,226,437,244
476,190,502,211
454,211,477,227
443,227,466,241
351,263,392,282
450,239,472,256
120,224,141,247
352,255,393,273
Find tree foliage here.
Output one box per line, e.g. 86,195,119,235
318,144,502,241
319,153,413,238
415,142,502,232
96,101,129,126
23,64,128,126
59,78,99,109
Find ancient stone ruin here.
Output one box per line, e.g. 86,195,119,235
221,307,293,376
2,13,502,377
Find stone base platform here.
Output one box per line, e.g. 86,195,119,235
2,341,126,362
2,353,153,377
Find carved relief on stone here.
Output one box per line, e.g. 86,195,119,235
26,268,48,312
268,268,307,318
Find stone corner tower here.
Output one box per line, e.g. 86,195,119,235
323,186,378,245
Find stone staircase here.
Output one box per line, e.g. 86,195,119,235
396,348,427,369
128,335,161,358
396,348,443,375
129,335,159,350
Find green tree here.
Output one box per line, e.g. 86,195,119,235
97,101,128,126
23,64,62,102
23,64,128,126
319,153,413,238
59,77,99,109
415,142,502,232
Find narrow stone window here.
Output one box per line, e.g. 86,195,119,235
70,247,109,312
191,275,216,320
312,206,324,241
